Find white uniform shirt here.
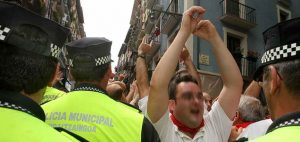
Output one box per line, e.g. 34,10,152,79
146,101,233,142
237,119,272,140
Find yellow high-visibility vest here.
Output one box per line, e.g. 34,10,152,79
42,90,144,142
0,107,79,142
41,86,66,104
251,126,300,142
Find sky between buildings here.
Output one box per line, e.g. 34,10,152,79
81,0,134,71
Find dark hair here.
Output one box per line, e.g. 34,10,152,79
263,59,300,97
168,70,199,100
0,43,56,94
70,54,110,82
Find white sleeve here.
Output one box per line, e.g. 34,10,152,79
204,101,233,141
145,109,174,142
138,96,148,115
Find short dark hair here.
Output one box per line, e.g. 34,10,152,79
0,43,57,94
70,54,110,82
263,59,300,97
168,70,199,100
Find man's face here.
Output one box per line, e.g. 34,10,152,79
172,82,204,128
105,64,115,86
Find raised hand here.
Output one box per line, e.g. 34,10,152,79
138,36,152,56
193,20,218,42
180,6,206,35
179,46,191,62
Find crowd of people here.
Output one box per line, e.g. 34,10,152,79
0,1,299,142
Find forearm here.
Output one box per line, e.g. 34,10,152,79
136,57,150,98
184,58,202,89
126,90,134,103
244,80,261,98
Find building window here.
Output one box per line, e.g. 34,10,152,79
277,5,291,22
223,27,247,56
223,27,253,78
227,34,243,71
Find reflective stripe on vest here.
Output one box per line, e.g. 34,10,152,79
0,108,78,142
41,87,66,104
43,90,143,142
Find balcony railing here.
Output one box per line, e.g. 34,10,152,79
220,0,256,30
160,0,182,34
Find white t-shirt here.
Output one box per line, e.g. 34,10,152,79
237,119,272,140
147,101,233,142
138,96,148,115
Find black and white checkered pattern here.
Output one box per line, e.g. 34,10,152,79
0,25,10,41
95,55,111,66
69,55,111,67
0,101,32,115
73,86,105,94
261,42,300,64
275,118,300,129
50,43,61,58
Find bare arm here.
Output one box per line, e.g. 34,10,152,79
136,37,151,99
129,85,140,106
126,81,136,103
180,47,202,89
193,20,243,119
148,6,206,123
244,80,261,98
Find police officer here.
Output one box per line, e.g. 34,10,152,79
252,17,300,141
42,37,160,142
0,1,86,141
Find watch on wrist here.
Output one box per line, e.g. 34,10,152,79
138,54,145,59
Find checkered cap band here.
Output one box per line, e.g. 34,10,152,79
50,43,61,58
69,55,111,67
275,118,300,129
261,42,300,64
95,55,111,66
0,25,10,41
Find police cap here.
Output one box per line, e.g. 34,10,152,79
66,37,113,67
253,17,300,81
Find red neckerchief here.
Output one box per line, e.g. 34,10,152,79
235,121,254,128
170,112,205,138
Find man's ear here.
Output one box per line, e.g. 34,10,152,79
269,66,280,95
169,100,175,113
233,111,240,122
49,63,60,86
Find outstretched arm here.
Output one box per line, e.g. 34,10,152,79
148,6,206,123
193,20,243,119
126,81,136,103
244,80,261,98
180,46,202,89
136,37,151,99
